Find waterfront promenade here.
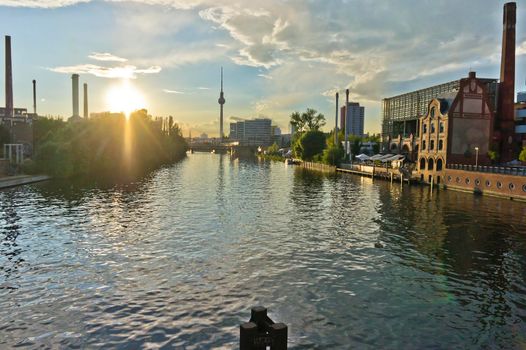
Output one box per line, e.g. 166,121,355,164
0,174,50,189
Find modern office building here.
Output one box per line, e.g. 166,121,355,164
381,79,498,144
229,118,272,146
340,102,365,137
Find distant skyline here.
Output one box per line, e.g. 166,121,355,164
0,0,525,136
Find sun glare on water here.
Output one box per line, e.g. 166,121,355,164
106,80,146,117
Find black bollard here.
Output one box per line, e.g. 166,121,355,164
240,306,287,350
269,323,287,350
240,322,260,350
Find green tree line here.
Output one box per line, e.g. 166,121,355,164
289,108,379,166
24,109,187,180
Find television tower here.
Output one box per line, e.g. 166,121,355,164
218,67,225,140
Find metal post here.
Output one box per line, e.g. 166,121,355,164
431,175,434,191
475,146,479,169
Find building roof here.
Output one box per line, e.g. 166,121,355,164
436,92,458,114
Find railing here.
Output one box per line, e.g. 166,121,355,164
302,161,336,173
447,163,526,177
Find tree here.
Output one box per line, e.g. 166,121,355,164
293,130,326,161
0,125,10,157
322,141,344,166
266,142,280,155
289,108,326,133
488,149,499,164
519,147,526,162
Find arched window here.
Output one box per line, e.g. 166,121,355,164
428,158,434,170
420,157,426,170
422,140,426,150
431,123,435,133
439,122,444,133
423,124,427,134
438,140,443,150
430,140,435,150
436,158,443,171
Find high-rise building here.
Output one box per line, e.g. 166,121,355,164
229,118,272,145
340,102,365,138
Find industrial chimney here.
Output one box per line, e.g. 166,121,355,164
83,83,88,119
5,35,13,119
497,2,516,161
72,74,80,118
32,79,36,115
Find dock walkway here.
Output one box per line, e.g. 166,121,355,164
0,175,51,189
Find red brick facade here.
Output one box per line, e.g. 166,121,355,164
445,168,526,201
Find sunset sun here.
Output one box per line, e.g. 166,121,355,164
106,80,146,116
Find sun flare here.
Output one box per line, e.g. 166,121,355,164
106,80,146,117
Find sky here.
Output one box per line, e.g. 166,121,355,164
0,0,525,137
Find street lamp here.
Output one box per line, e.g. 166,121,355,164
475,146,479,168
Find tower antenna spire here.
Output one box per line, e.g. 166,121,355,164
218,67,226,140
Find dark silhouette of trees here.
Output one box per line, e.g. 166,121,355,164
30,110,187,180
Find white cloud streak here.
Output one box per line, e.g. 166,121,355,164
49,64,161,79
88,52,128,62
163,89,184,94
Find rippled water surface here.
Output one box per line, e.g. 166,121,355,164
1,153,526,349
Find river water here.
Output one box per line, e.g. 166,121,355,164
1,153,526,349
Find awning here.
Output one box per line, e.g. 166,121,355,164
355,153,370,161
381,154,405,162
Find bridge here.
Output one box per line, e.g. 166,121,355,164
188,141,261,156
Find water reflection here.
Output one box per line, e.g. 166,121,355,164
0,153,525,348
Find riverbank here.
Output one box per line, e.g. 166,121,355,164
258,154,285,162
0,174,51,189
299,161,526,202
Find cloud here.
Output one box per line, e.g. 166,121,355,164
88,52,128,62
49,64,161,79
0,0,205,10
4,0,518,134
258,74,272,80
197,87,210,90
517,41,526,56
0,0,87,8
163,89,184,94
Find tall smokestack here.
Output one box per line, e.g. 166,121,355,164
72,74,79,118
5,35,13,119
83,83,88,119
32,79,36,115
498,2,516,162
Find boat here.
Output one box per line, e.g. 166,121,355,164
285,158,300,165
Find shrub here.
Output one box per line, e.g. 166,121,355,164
293,130,326,161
